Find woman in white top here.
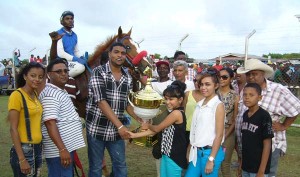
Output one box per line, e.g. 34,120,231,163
185,73,225,177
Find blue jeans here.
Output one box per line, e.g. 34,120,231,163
10,143,43,177
160,155,182,177
185,147,225,177
268,148,282,177
87,132,127,177
242,171,268,177
45,151,74,177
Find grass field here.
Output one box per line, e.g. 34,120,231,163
0,95,300,177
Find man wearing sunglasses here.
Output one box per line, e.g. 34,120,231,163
39,59,85,177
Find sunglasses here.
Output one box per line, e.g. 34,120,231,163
219,75,229,80
49,69,69,74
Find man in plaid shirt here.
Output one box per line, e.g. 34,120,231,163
236,59,300,177
86,42,141,177
169,51,195,81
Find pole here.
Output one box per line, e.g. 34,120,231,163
178,34,189,51
244,29,256,64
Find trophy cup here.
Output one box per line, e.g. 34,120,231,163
128,66,163,122
128,66,164,146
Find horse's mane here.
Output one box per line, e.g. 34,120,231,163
88,35,118,67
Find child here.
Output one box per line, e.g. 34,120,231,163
128,80,187,177
241,83,274,177
185,72,225,177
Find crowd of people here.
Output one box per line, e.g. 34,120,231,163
6,10,300,177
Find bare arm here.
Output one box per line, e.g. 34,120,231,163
127,129,156,138
98,100,129,139
205,103,225,174
9,110,31,174
257,138,272,177
126,105,143,123
44,119,71,168
145,110,183,133
225,95,239,138
272,116,297,132
183,91,189,111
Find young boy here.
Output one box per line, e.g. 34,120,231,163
241,83,274,177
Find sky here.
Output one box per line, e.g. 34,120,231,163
1,0,300,61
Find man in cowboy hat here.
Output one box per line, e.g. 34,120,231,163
236,59,300,177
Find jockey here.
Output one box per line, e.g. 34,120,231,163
57,11,86,77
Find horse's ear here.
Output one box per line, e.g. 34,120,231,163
118,26,123,38
127,27,132,36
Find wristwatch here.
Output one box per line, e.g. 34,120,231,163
208,156,215,162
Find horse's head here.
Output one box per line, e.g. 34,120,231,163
116,27,151,74
89,26,151,74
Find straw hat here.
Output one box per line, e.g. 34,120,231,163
237,59,274,78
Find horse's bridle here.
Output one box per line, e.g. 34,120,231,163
116,35,135,61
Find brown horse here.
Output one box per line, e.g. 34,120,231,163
49,26,150,118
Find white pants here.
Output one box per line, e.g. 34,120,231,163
68,61,85,78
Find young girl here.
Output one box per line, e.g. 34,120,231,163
8,62,45,177
185,73,225,177
217,68,239,177
128,80,187,177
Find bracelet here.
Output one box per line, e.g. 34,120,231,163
118,125,124,130
59,148,66,153
19,158,26,164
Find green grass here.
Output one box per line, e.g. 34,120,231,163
0,95,300,176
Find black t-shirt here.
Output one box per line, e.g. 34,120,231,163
242,107,274,174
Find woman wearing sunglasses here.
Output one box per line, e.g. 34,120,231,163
217,68,239,177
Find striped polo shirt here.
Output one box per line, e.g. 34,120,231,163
39,83,85,158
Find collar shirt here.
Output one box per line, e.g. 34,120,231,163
236,80,300,157
189,95,224,166
86,62,132,141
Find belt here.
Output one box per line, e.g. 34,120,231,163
197,145,212,150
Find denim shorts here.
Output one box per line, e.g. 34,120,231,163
10,143,43,177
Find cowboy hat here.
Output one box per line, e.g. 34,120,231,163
237,59,274,78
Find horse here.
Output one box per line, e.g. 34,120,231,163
49,26,151,118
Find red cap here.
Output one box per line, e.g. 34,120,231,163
156,60,170,68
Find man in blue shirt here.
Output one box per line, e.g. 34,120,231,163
57,11,86,77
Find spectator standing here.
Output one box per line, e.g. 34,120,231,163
35,56,42,64
213,59,223,71
185,73,225,177
217,68,239,177
236,59,300,177
39,59,85,176
172,60,195,92
169,51,195,81
241,83,274,177
232,70,246,95
183,72,204,147
14,50,21,67
8,62,45,176
85,43,141,177
29,54,36,63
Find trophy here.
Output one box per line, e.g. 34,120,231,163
128,66,163,122
128,66,164,147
